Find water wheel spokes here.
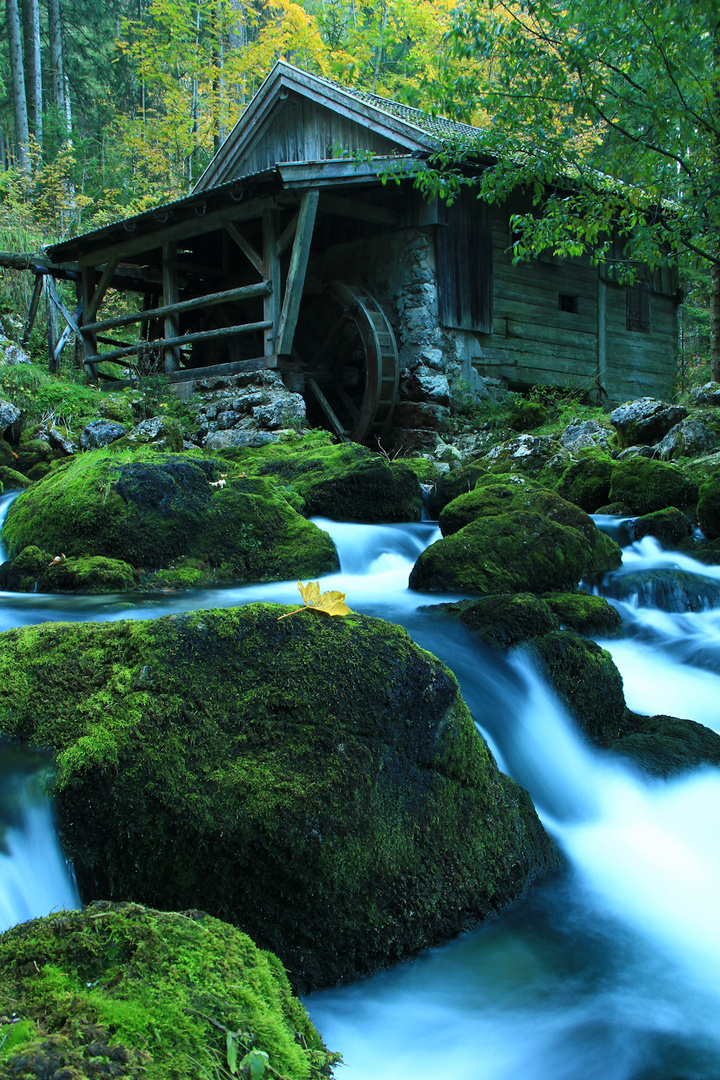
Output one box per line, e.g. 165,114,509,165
296,282,399,444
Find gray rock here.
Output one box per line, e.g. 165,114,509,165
0,340,30,365
252,391,306,429
561,419,611,452
0,399,21,433
610,397,687,448
47,428,77,455
657,418,720,461
394,402,450,430
203,429,280,449
691,382,720,407
615,445,657,461
80,419,128,449
402,373,451,407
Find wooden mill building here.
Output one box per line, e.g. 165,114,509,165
42,61,681,442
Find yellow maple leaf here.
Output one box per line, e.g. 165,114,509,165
277,581,352,620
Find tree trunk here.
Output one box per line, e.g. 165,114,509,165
6,0,30,170
711,262,720,383
48,0,71,141
21,0,42,148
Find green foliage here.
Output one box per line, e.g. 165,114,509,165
442,0,719,280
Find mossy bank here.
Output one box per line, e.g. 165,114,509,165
0,902,337,1080
0,605,558,991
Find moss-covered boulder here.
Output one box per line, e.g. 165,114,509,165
541,592,622,637
601,568,720,612
0,902,336,1080
433,594,560,651
37,555,139,593
0,439,15,468
627,507,693,546
527,631,627,743
607,712,720,778
0,606,558,991
220,439,422,522
410,480,621,595
0,465,32,491
483,433,561,476
697,472,720,540
1,451,339,591
556,453,615,513
426,459,490,519
608,457,698,515
0,545,52,592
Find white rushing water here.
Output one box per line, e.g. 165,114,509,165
1,495,720,1077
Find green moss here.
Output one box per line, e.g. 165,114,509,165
0,903,337,1080
608,457,698,515
410,511,593,594
0,440,15,468
509,400,548,432
541,592,622,637
151,558,207,589
219,440,422,523
527,631,627,743
14,438,54,476
394,456,444,485
0,606,558,990
628,507,693,546
37,556,139,594
432,594,560,650
556,452,615,512
0,545,52,592
0,466,31,490
697,471,720,540
426,460,491,518
1,450,339,590
608,712,720,777
413,480,621,595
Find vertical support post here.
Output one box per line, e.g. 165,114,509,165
162,241,181,373
21,273,44,346
276,189,319,357
81,266,99,380
46,279,58,372
263,208,281,367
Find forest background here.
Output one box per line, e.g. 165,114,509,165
0,0,713,385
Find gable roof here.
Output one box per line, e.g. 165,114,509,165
194,60,482,192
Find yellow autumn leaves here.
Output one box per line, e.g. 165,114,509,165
277,581,352,620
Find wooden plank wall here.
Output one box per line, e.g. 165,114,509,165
237,95,400,176
472,204,678,401
474,205,600,392
603,285,677,402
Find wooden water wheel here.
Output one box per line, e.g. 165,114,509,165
292,282,399,444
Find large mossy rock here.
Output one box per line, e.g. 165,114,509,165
0,451,338,591
220,439,423,522
697,472,720,540
555,452,615,513
607,711,720,778
0,902,336,1080
410,479,621,595
0,606,558,991
608,456,698,515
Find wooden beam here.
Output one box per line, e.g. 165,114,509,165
276,189,319,357
86,320,272,365
79,196,284,268
307,377,347,441
263,209,281,364
81,267,98,378
276,211,299,258
86,257,119,322
162,241,181,373
52,301,83,365
83,281,271,335
46,283,59,372
47,275,83,341
21,274,44,345
225,221,264,276
319,192,398,226
167,356,266,383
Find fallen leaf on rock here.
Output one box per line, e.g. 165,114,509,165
48,554,67,566
277,580,352,620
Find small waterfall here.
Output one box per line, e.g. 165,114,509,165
0,743,80,932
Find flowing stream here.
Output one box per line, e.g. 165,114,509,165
1,489,720,1077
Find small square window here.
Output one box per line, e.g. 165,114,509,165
627,283,650,332
558,293,578,313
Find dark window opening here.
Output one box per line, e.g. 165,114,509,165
627,283,651,332
558,293,578,313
